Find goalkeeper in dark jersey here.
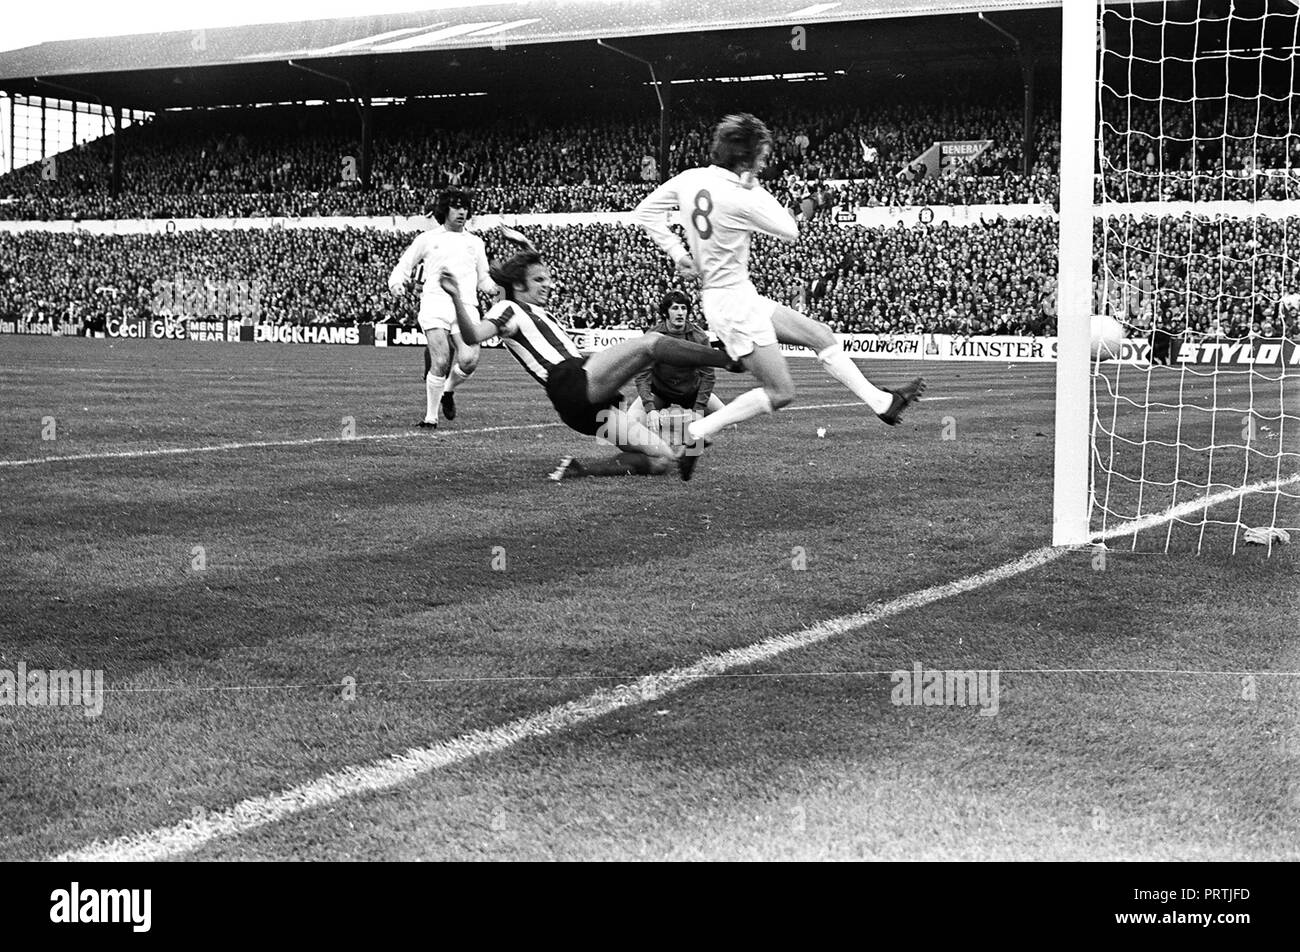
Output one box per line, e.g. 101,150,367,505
549,290,731,480
627,290,727,433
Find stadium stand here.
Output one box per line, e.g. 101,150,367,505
7,86,1299,219
4,216,1297,339
0,87,1063,220
1099,97,1300,202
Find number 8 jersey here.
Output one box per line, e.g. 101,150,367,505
632,165,799,289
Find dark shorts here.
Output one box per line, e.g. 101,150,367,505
649,385,700,411
546,356,620,437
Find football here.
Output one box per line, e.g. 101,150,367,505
1090,313,1126,360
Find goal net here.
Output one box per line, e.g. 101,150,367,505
1068,0,1300,554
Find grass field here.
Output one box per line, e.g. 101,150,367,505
2,335,1298,861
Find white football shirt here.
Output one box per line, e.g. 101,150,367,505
389,226,497,324
633,165,799,289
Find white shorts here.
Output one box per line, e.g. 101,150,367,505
700,282,779,359
417,297,478,336
418,316,462,338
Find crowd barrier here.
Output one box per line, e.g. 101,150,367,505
5,316,1294,366
0,203,1057,236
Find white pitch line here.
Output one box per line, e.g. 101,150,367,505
0,400,949,469
47,468,1292,863
1093,471,1300,542
0,422,563,469
50,544,1066,863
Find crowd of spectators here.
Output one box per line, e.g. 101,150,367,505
1098,213,1300,338
0,228,418,330
0,86,1065,221
1098,96,1300,202
2,74,1297,220
3,215,1297,340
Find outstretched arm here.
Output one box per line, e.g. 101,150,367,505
633,364,656,407
473,237,498,299
441,272,502,343
498,225,538,254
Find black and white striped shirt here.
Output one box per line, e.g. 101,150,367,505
486,300,584,385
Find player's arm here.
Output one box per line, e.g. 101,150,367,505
388,234,424,297
632,176,697,279
738,185,799,243
472,235,499,299
634,319,663,405
498,225,538,254
440,271,503,343
689,327,717,412
633,364,655,407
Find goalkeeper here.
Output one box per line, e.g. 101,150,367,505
549,291,728,480
627,290,727,433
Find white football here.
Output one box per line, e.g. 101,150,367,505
1090,314,1126,360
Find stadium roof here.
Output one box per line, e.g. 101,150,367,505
0,0,1065,110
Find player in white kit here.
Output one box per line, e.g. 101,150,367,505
633,113,926,451
389,189,498,428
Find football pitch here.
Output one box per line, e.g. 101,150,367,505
2,336,1297,861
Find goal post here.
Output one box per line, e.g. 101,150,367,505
1055,0,1300,554
1052,0,1100,546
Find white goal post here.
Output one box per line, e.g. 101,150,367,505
1052,0,1099,546
1053,0,1300,553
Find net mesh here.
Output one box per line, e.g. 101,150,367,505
1092,0,1300,553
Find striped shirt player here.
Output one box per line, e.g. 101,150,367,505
480,297,631,437
486,300,584,381
438,248,734,480
633,112,926,444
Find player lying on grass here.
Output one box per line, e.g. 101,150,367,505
551,289,728,480
633,112,926,456
388,188,496,429
438,250,735,481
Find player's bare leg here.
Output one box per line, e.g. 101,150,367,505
554,407,678,480
551,451,672,480
770,304,926,425
686,342,790,442
441,334,479,422
421,329,454,428
582,332,729,404
604,407,679,465
587,341,725,480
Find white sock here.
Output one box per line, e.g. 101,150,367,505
688,388,773,441
817,345,892,415
444,364,472,394
425,374,445,422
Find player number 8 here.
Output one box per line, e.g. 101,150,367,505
691,189,714,240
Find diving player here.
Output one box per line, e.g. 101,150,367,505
439,249,736,481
